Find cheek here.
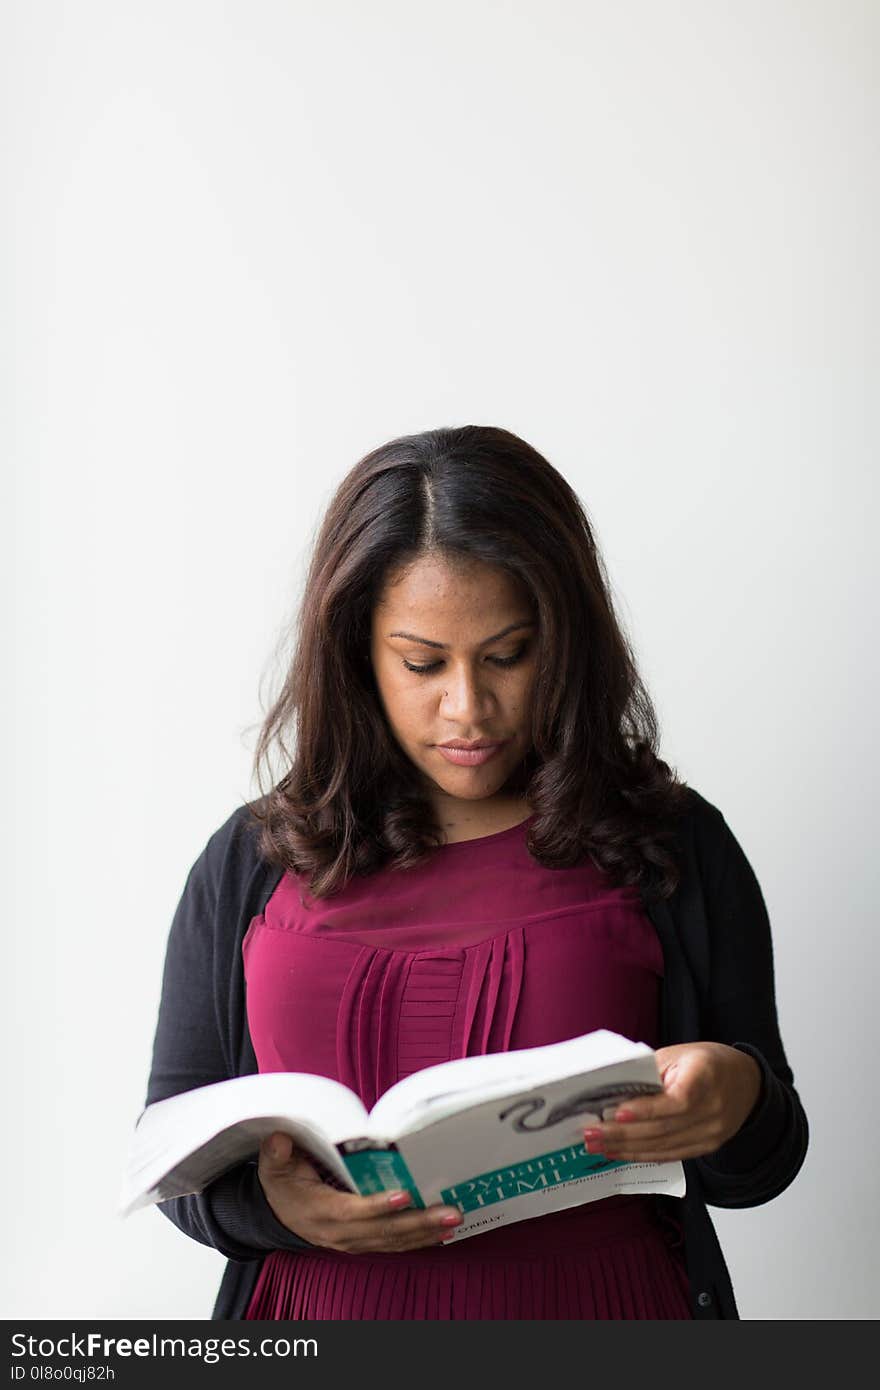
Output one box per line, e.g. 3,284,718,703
378,671,429,732
511,666,538,707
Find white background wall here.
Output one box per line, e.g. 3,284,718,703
4,0,876,1320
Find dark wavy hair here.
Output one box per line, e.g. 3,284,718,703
246,425,691,901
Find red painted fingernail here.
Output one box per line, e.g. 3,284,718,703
583,1128,601,1141
615,1108,636,1122
387,1191,411,1209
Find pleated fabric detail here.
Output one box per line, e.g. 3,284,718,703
458,929,524,1057
244,1222,693,1320
333,933,526,1113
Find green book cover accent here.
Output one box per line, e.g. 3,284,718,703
440,1144,627,1212
339,1144,425,1209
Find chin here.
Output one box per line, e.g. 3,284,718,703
435,771,511,798
443,785,502,801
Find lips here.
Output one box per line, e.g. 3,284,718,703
435,740,510,767
439,740,505,750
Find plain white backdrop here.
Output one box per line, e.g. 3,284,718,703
4,1,877,1320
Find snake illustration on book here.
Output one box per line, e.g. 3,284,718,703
499,1081,662,1133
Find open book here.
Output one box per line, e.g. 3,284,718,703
121,1030,685,1241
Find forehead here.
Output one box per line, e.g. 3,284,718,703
373,554,529,619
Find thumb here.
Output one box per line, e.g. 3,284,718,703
658,1046,711,1107
655,1045,690,1089
261,1132,322,1182
651,1058,689,1110
262,1131,295,1165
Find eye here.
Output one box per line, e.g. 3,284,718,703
402,645,529,677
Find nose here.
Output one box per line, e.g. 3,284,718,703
439,663,497,723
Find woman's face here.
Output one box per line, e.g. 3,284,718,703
369,552,539,817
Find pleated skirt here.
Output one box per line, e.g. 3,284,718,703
243,1195,693,1320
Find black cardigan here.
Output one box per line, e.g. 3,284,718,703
142,788,809,1320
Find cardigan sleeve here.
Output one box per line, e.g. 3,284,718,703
142,822,316,1262
692,809,809,1208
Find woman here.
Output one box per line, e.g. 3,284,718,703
144,424,808,1320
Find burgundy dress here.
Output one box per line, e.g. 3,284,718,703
242,815,692,1320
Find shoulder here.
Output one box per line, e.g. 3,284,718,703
677,785,725,834
671,785,735,881
204,799,263,853
673,786,768,918
194,798,275,896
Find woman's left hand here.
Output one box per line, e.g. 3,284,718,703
583,1043,764,1163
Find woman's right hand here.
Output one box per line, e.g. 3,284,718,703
257,1131,464,1252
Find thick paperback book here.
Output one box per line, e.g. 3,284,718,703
121,1029,685,1241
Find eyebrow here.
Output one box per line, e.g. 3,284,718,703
387,621,536,651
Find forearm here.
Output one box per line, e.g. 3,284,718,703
154,1160,317,1262
691,808,810,1208
695,1043,809,1208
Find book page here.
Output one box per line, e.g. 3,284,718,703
120,1071,369,1216
369,1029,653,1137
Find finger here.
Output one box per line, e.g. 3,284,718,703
260,1131,292,1162
333,1191,463,1247
259,1133,324,1181
587,1114,701,1149
346,1205,463,1253
591,1082,720,1145
348,1191,461,1231
603,1091,693,1126
296,1182,454,1240
589,1121,709,1162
